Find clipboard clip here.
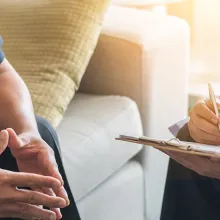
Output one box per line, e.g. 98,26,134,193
139,136,193,151
117,134,220,157
167,138,193,151
118,135,193,151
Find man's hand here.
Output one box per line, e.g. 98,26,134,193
0,169,66,219
188,99,220,145
6,128,69,219
0,58,70,219
0,129,9,154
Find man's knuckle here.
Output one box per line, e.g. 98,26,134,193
19,203,29,219
29,191,36,204
194,102,202,110
207,114,213,121
2,171,10,184
196,100,205,105
21,204,29,213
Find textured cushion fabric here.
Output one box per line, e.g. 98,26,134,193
0,0,110,127
78,161,144,220
57,93,143,201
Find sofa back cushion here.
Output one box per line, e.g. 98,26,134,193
0,0,109,127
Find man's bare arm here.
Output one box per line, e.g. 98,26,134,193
0,59,38,135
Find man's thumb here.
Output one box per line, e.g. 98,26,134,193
0,130,9,154
6,128,30,149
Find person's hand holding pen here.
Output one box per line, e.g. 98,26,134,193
188,97,220,145
161,97,220,180
158,83,220,180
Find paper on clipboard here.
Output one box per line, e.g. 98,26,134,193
116,135,220,158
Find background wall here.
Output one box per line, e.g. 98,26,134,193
168,0,220,77
192,0,220,75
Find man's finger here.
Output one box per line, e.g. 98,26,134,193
12,189,66,208
48,163,64,187
43,188,62,220
6,171,62,189
189,117,220,139
44,163,69,206
7,128,30,149
34,188,44,209
54,186,70,207
43,148,64,185
190,127,220,145
0,130,9,155
194,100,219,124
38,145,69,204
1,202,56,220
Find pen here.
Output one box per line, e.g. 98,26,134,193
208,83,220,130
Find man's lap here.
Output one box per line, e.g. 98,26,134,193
0,116,81,220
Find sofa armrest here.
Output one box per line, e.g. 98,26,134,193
80,6,190,220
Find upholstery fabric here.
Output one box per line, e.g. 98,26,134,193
0,0,109,127
78,161,144,220
80,6,190,220
57,93,143,201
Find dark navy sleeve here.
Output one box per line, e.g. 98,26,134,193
0,36,5,64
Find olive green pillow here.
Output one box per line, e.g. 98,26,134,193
0,0,110,127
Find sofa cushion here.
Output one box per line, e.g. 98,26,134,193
57,93,143,201
78,161,144,220
0,0,110,127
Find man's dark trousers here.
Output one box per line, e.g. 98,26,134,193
0,116,81,220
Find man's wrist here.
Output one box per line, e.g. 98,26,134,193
0,59,14,74
17,129,41,143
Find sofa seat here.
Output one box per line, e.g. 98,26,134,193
57,93,143,201
78,160,145,220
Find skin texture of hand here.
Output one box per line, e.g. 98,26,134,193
188,99,220,145
161,99,220,180
1,128,70,219
0,169,66,219
0,58,69,219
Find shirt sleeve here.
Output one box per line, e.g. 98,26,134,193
168,118,190,137
0,36,5,64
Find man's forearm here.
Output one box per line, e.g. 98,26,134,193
0,59,38,135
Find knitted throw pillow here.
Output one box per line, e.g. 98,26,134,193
0,0,110,127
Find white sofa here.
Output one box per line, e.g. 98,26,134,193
57,6,190,220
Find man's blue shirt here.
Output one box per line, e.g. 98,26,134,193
0,36,5,64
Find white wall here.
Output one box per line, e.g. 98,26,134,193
112,0,183,6
191,0,220,75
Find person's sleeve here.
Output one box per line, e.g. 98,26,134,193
0,36,5,64
168,118,190,137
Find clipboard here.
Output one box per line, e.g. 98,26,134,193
116,135,220,158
